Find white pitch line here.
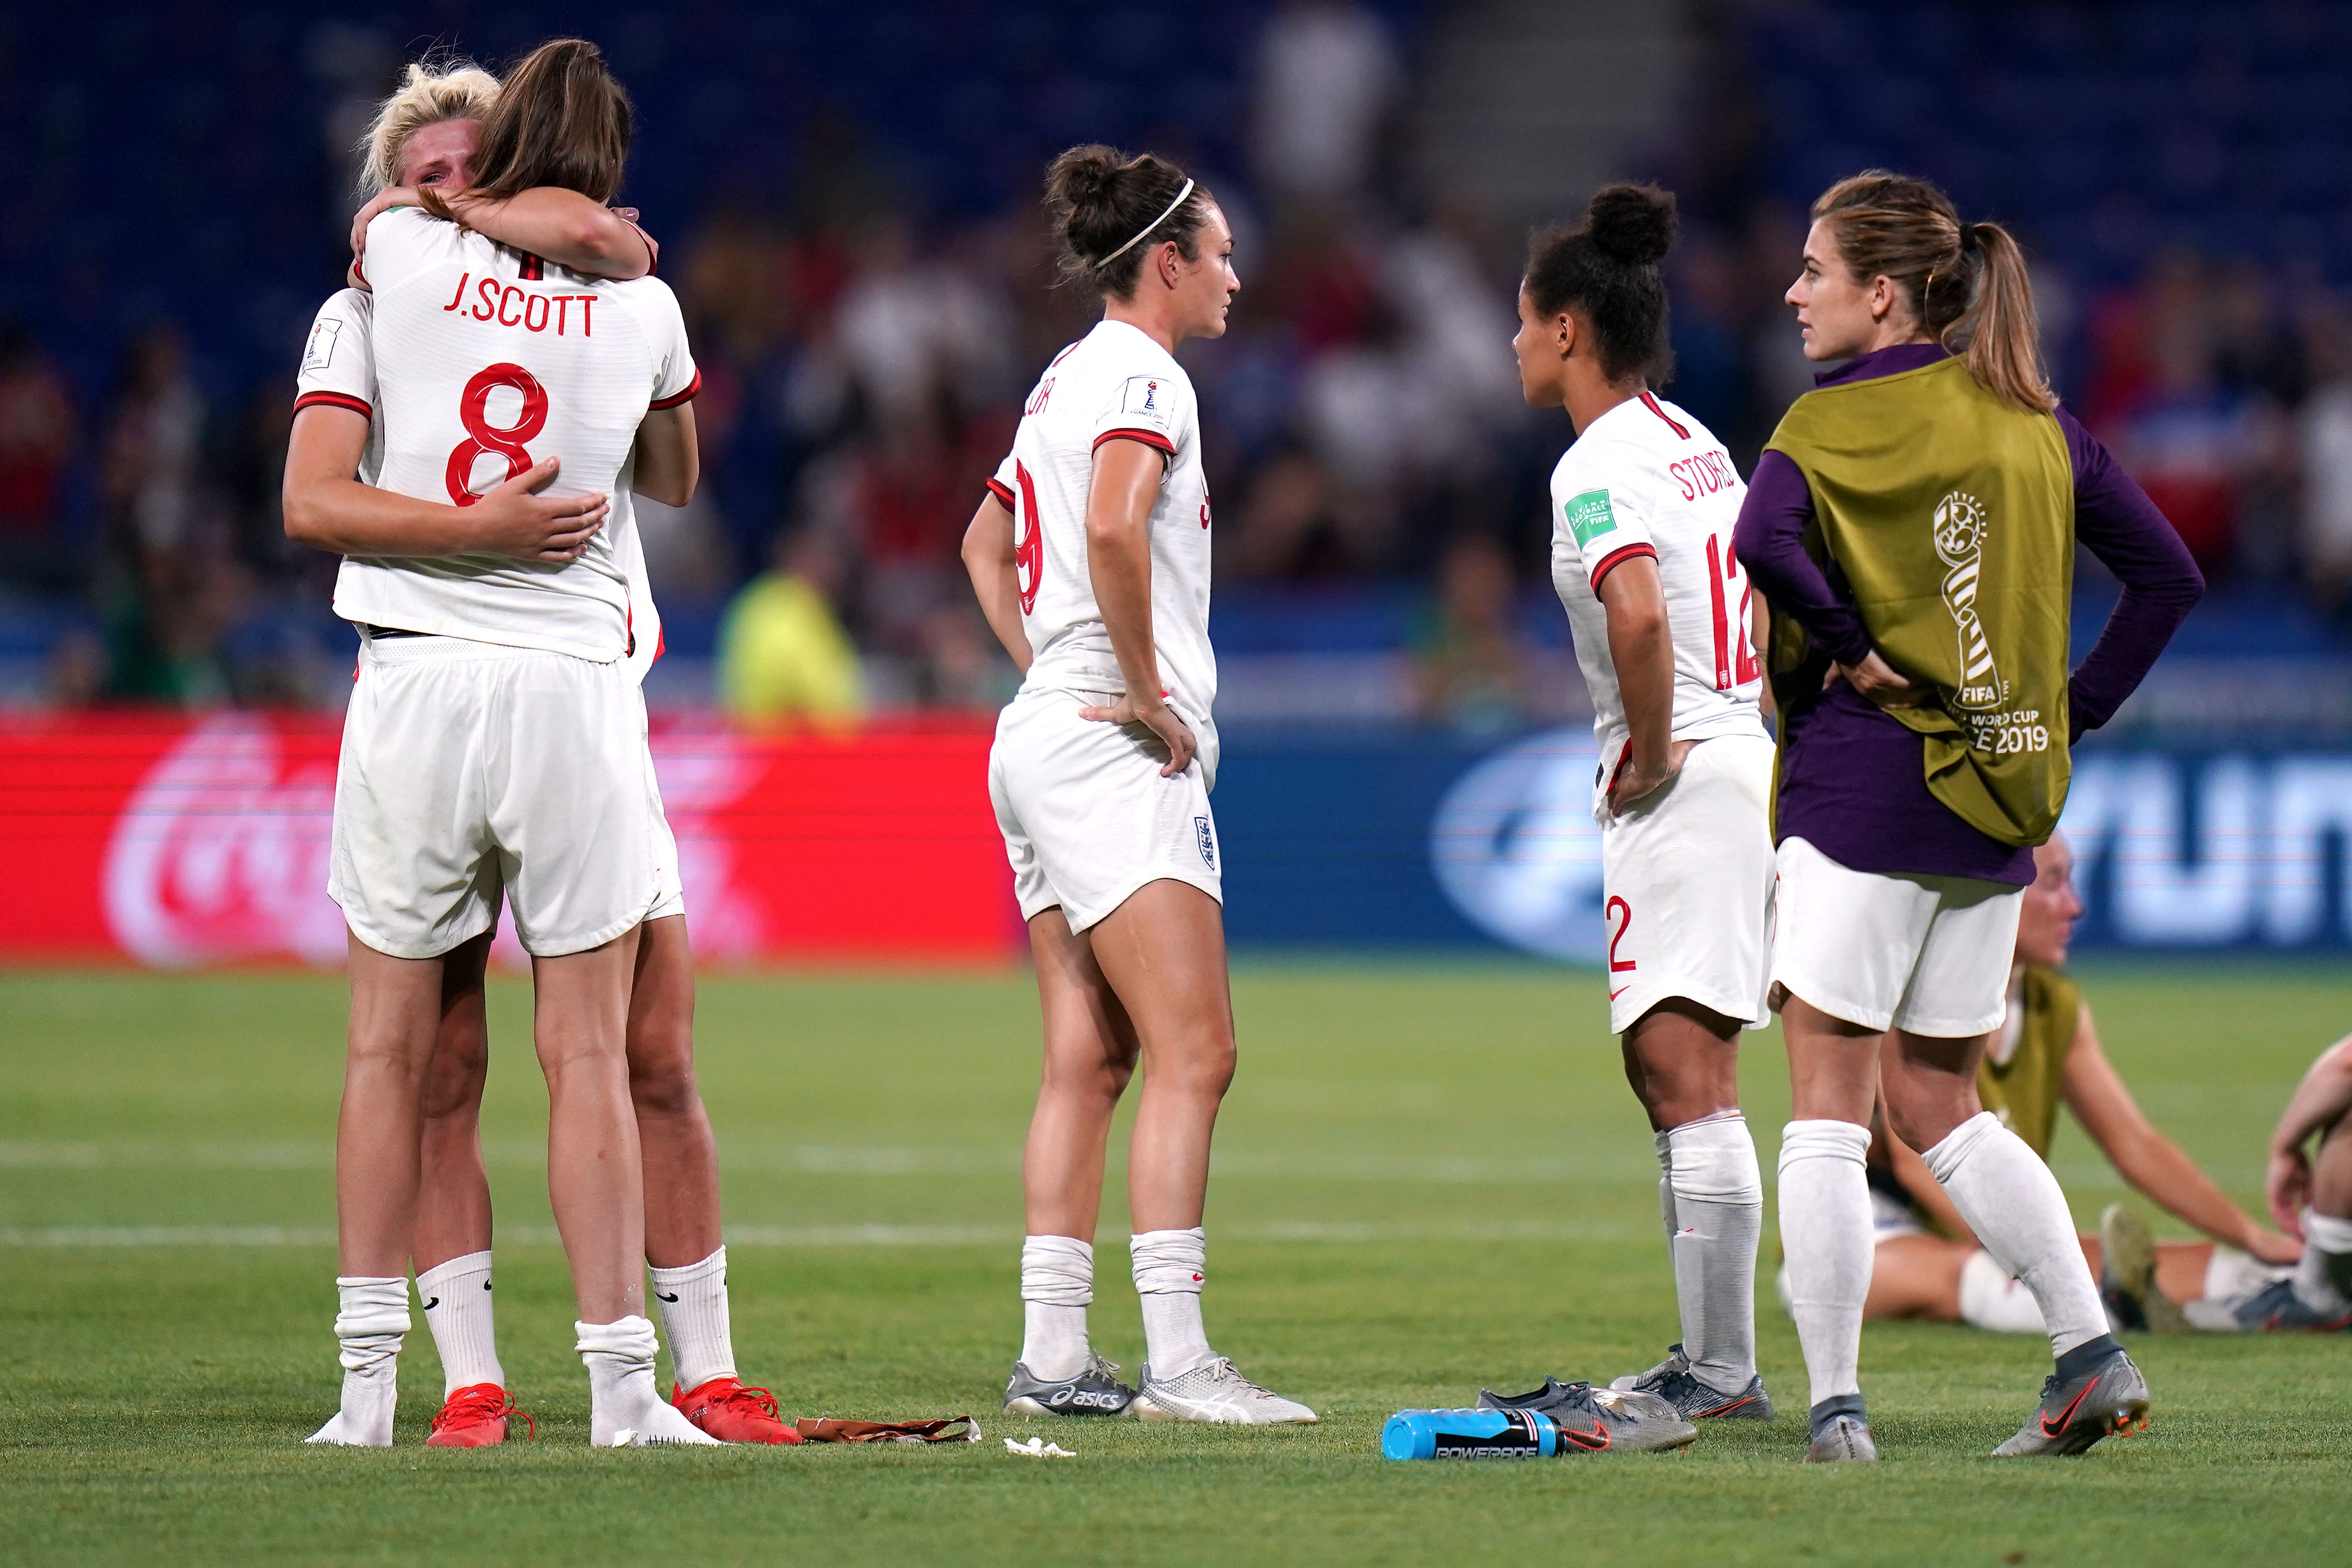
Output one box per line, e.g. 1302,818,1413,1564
0,1218,1633,1249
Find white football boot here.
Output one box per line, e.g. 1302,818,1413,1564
1133,1357,1317,1425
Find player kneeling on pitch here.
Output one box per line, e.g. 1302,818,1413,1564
960,146,1311,1425
284,54,788,1447
291,41,727,1449
1848,834,2314,1335
1471,185,1771,1453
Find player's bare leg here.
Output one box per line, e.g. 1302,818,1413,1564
629,917,721,1266
407,932,521,1446
1088,880,1313,1425
309,932,446,1446
627,916,791,1442
1614,1000,1769,1417
414,933,496,1274
1003,906,1144,1416
534,925,715,1446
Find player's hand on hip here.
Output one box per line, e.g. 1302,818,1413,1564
2265,1146,2313,1238
474,456,608,564
350,188,418,263
1831,647,1927,710
1608,738,1695,818
1077,693,1198,776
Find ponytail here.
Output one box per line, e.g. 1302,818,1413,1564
1813,171,2054,415
1953,221,2051,414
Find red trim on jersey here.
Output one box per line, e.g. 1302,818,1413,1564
294,391,373,421
649,369,703,410
1588,541,1659,594
351,253,368,289
1092,427,1176,457
1639,392,1689,440
984,477,1015,509
519,251,544,281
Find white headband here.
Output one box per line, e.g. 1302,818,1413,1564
1096,179,1194,266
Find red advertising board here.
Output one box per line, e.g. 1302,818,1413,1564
0,713,1020,966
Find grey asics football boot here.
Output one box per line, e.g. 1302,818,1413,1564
1991,1343,2150,1456
1607,1343,1775,1420
1475,1378,1699,1453
1003,1355,1138,1418
2098,1204,2187,1334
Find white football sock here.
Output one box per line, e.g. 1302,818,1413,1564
1921,1112,2108,1358
1019,1235,1096,1381
1131,1227,1213,1381
1653,1128,1679,1248
1777,1119,1873,1408
649,1245,738,1394
576,1315,720,1446
1957,1248,2050,1333
305,1276,409,1446
416,1251,503,1397
2295,1209,2352,1315
1667,1112,1763,1394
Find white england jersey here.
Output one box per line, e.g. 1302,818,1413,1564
319,208,698,661
1550,391,1766,795
294,285,667,680
987,318,1214,720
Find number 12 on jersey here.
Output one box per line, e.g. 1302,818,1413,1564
1704,533,1760,691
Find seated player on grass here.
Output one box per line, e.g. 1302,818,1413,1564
2238,1030,2352,1330
1852,833,2308,1336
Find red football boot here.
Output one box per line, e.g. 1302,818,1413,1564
425,1382,532,1448
672,1376,800,1444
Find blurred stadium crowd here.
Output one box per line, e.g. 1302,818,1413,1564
5,1,2352,731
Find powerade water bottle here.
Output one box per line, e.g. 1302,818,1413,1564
1381,1407,1560,1460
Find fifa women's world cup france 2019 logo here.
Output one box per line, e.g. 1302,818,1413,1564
1932,490,2007,713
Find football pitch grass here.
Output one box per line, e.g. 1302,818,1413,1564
4,961,2348,1565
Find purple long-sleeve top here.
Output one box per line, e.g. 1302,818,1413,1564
1733,343,2204,885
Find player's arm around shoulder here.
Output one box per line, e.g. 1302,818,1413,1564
354,205,459,295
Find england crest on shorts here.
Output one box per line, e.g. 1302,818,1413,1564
1194,815,1216,871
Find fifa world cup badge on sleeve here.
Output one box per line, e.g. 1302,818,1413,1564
303,318,343,372
1563,489,1617,548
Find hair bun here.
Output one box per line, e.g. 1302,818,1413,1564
1585,184,1677,267
1046,145,1125,218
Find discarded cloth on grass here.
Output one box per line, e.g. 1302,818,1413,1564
792,1416,981,1444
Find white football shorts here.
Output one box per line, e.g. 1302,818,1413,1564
1600,731,1776,1035
1770,835,2023,1038
330,632,664,959
988,687,1222,934
647,756,685,923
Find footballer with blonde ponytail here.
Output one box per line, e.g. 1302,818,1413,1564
1734,171,2204,1462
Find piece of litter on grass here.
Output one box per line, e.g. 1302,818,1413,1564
1004,1436,1076,1458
